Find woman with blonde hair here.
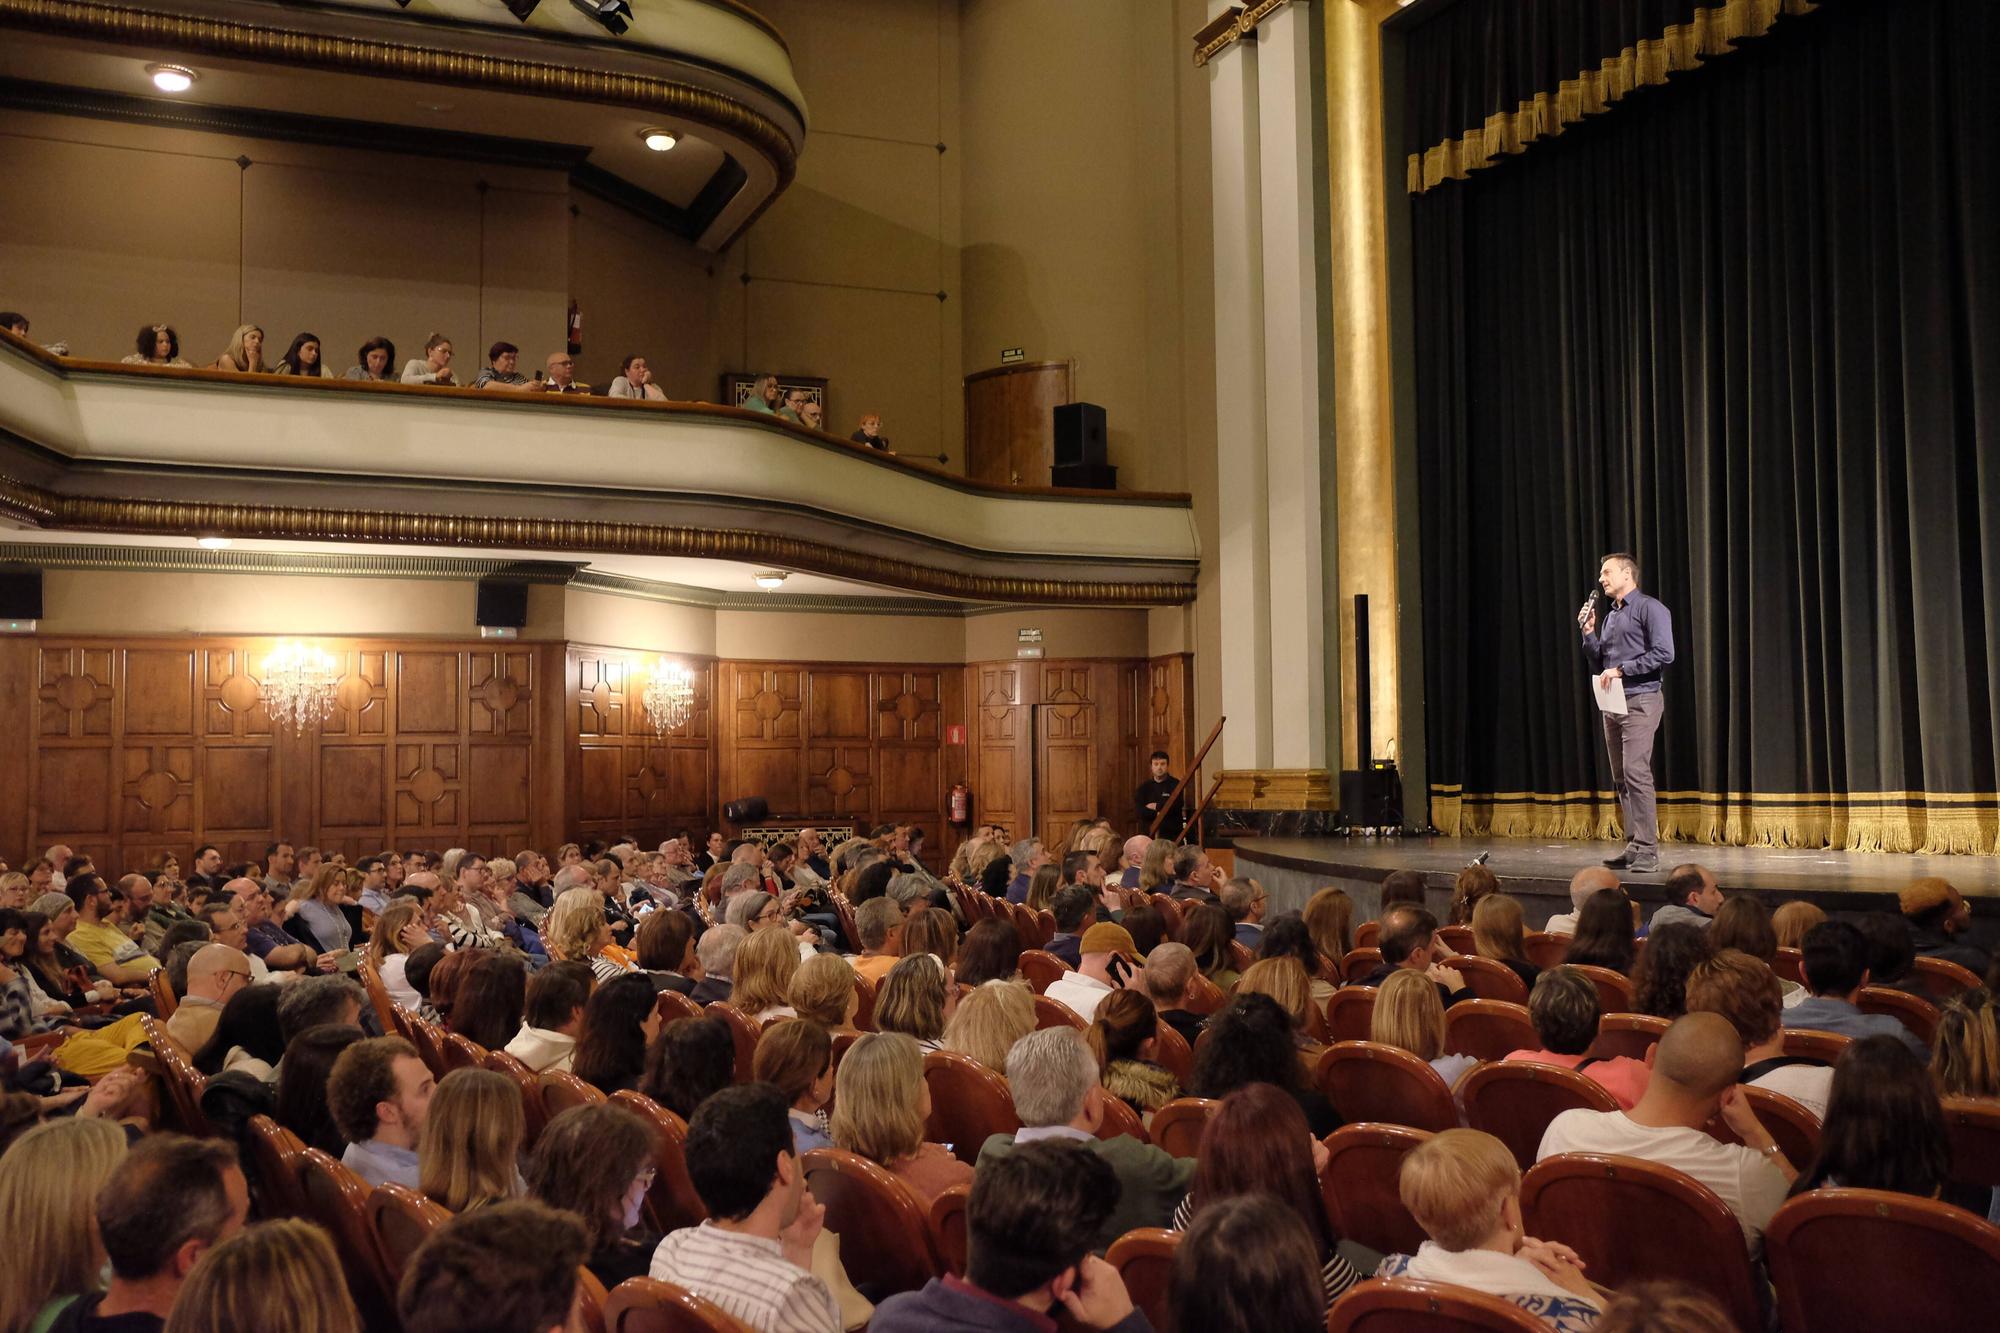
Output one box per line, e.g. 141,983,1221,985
1933,987,2000,1099
418,1067,526,1213
941,978,1036,1072
1772,900,1827,951
1301,887,1353,970
830,1031,972,1204
1471,893,1539,991
212,323,266,373
287,862,352,952
0,1117,129,1332
788,953,859,1031
1235,957,1318,1043
1373,968,1477,1089
366,898,433,1011
544,886,627,983
1024,863,1061,914
730,925,801,1021
1137,838,1176,895
163,1218,358,1333
875,952,952,1050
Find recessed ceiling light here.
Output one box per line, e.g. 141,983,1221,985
195,535,232,550
148,64,196,94
641,129,679,152
754,571,788,591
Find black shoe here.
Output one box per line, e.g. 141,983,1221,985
1626,857,1659,873
1603,853,1633,868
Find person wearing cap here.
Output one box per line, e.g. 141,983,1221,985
1900,877,1990,977
1045,923,1139,1024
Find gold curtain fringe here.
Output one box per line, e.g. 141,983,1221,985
1406,0,1818,195
1433,789,2000,856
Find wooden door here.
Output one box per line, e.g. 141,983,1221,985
1034,667,1097,853
964,361,1072,486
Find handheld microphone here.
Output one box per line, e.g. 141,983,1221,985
1577,585,1602,631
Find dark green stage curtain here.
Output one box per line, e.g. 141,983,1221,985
1412,0,2000,852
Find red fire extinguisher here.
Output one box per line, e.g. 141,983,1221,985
948,783,971,826
567,300,583,355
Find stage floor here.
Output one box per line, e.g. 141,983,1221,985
1231,835,2000,909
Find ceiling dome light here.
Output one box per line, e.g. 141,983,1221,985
148,64,196,94
754,571,788,591
194,535,232,550
641,129,679,153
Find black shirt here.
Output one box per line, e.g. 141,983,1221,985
851,429,890,451
1135,776,1187,837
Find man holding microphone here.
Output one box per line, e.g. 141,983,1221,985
1579,553,1675,872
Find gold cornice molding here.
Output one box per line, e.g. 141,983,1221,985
1214,768,1336,810
1193,1,1299,68
0,473,1195,608
0,0,798,197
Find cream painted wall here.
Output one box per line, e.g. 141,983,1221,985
562,589,719,656
715,610,964,663
34,570,482,635
566,194,726,400
963,608,1149,663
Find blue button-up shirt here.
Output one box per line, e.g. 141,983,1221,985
1583,589,1676,694
342,1137,421,1189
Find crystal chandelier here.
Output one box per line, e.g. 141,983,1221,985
260,640,340,732
643,658,695,733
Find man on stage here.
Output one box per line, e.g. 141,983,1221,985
1580,553,1675,873
1134,750,1188,840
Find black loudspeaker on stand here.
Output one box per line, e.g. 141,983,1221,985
1339,593,1403,832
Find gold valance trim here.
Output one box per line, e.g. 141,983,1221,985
1405,0,1817,195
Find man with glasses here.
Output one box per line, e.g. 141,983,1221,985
166,942,253,1050
543,350,590,394
227,876,320,973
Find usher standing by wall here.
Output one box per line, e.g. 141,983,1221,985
1579,553,1675,873
1134,750,1188,840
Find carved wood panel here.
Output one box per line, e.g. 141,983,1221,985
568,647,713,847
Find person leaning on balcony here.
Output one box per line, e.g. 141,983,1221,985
402,333,457,386
122,323,191,367
608,354,667,401
345,336,398,382
543,352,590,394
743,372,780,413
213,324,267,373
474,341,539,392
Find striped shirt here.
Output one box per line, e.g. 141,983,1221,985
648,1222,840,1333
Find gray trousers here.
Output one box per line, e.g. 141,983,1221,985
1602,690,1665,854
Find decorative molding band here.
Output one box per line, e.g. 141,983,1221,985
0,543,586,582
568,570,995,617
1193,0,1297,67
0,0,798,239
1213,768,1337,811
0,473,1196,607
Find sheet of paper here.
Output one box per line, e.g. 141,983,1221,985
1593,674,1628,716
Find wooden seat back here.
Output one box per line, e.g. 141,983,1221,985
1909,956,1982,1002
928,1183,972,1276
1328,1279,1550,1331
1856,986,1941,1046
1313,1041,1459,1133
610,1089,709,1233
365,1181,451,1284
1018,949,1071,994
1458,1060,1620,1170
1451,956,1529,1005
297,1148,399,1331
1152,1019,1192,1084
1094,1089,1150,1143
922,1049,1021,1163
1705,1085,1821,1171
1149,1097,1219,1159
1434,925,1475,955
800,1148,940,1296
243,1114,307,1220
1341,946,1383,979
1943,1096,2000,1190
1522,932,1569,971
1182,971,1226,1016
440,1031,487,1072
705,1001,760,1082
1780,1028,1852,1064
1105,1229,1180,1332
483,1049,548,1144
602,1276,757,1333
655,988,702,1024
1586,1012,1668,1062
1034,993,1086,1031
1566,964,1634,1013
1320,1123,1432,1256
1325,986,1379,1043
1443,999,1537,1062
1766,1187,2000,1333
538,1068,608,1121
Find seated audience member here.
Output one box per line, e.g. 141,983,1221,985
1047,923,1141,1024
1378,869,1429,913
957,918,1023,988
1771,900,1826,952
1110,834,1151,891
544,887,627,984
274,332,328,377
732,925,803,1023
329,1035,435,1188
444,950,525,1052
692,923,746,1004
402,334,456,385
397,1200,587,1333
979,1026,1191,1249
472,340,536,390
1933,987,2000,1100
1707,895,1806,1008
419,1067,525,1213
1473,892,1541,992
649,1083,842,1333
1192,993,1340,1136
741,372,781,414
1854,912,1929,999
1172,1195,1331,1333
1631,923,1714,1020
1165,843,1219,904
540,352,587,393
942,977,1037,1073
788,953,860,1032
1789,920,1929,1057
1378,1128,1604,1330
1235,956,1322,1048
273,1024,365,1155
1047,884,1097,968
1649,864,1722,933
1790,1035,1950,1198
212,324,266,373
777,386,810,423
1374,968,1478,1089
367,899,432,1011
1538,1012,1795,1250
639,1015,736,1122
1141,941,1207,1046
978,849,1017,901
1902,876,1991,976
527,1103,660,1287
1086,988,1180,1117
1173,1085,1362,1306
190,982,286,1081
66,875,161,982
163,1217,358,1333
1505,966,1651,1109
1134,839,1175,897
1259,912,1332,1000
504,960,594,1074
1450,861,1499,926
755,1018,837,1153
0,1118,129,1333
902,907,958,969
800,400,825,430
123,324,191,367
343,335,397,381
1178,903,1238,989
1118,903,1167,960
608,354,667,399
1544,867,1619,937
228,877,317,974
847,897,906,985
163,943,250,1052
875,952,952,1051
1684,950,1832,1119
571,973,663,1094
1220,877,1268,948
850,412,892,451
831,1031,972,1203
1562,890,1637,973
1356,905,1475,1006
287,866,353,954
1594,1282,1737,1333
1023,864,1061,915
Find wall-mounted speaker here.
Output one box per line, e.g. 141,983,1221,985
0,564,43,629
1053,401,1107,468
724,797,769,824
475,577,528,630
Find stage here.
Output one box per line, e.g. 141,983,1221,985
1231,835,2000,939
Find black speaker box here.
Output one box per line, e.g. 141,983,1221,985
724,796,770,824
1051,462,1117,490
475,577,528,629
1053,401,1107,468
1340,763,1403,828
0,564,43,619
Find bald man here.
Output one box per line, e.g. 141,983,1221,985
166,943,253,1052
1536,1012,1794,1251
1544,866,1620,936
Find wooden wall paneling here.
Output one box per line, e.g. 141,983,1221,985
1147,653,1194,774
568,644,715,849
970,664,1029,844
729,665,805,820
117,649,197,873
201,645,280,868
963,361,1073,487
625,659,713,845
530,643,569,852
570,649,632,845
0,638,33,864
313,649,388,862
390,650,465,851
465,648,535,855
873,669,946,868
34,645,118,872
1036,664,1098,851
